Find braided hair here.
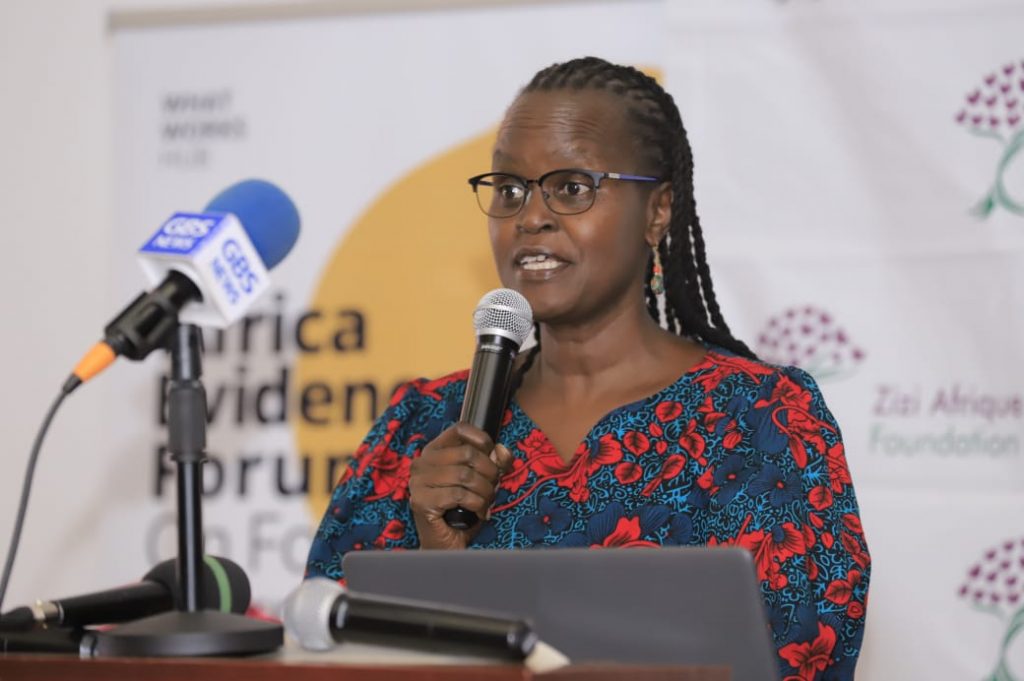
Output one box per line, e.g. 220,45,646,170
511,56,755,387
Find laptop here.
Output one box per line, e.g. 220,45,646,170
344,546,780,681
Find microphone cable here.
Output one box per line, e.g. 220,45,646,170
0,385,74,615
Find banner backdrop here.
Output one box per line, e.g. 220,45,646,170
75,0,1021,679
662,1,1024,679
105,0,661,632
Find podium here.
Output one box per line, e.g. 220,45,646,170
0,655,727,681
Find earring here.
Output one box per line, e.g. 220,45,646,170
650,246,665,295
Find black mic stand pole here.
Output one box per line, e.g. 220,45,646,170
86,324,282,657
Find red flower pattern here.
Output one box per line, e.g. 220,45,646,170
614,462,643,484
366,448,411,501
654,400,683,422
779,622,837,681
754,375,834,468
640,454,687,497
677,418,707,464
825,443,852,493
623,431,651,455
594,516,659,548
308,351,868,680
499,458,530,493
693,354,775,393
374,519,406,548
808,486,834,511
520,432,624,504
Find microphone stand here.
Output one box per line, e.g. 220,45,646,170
87,324,282,657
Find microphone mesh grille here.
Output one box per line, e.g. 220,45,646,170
282,577,345,651
473,289,534,346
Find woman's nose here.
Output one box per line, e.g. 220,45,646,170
516,184,556,234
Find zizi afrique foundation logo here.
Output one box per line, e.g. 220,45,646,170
959,536,1024,681
956,60,1024,218
755,305,865,381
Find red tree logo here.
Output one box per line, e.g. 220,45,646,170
755,306,865,380
959,537,1024,680
956,60,1024,218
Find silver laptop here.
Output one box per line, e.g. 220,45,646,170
344,547,779,681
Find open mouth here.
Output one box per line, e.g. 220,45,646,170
517,253,565,271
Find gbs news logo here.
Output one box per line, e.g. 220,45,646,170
139,211,269,326
145,214,220,254
213,238,259,304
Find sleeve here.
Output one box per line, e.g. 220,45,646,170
304,379,441,582
743,367,870,681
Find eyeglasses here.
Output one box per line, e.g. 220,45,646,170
467,168,662,218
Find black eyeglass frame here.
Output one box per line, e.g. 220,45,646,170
467,168,663,217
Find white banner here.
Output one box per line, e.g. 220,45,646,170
665,1,1024,679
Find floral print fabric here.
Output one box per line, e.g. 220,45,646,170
306,350,870,680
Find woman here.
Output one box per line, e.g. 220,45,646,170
306,57,869,680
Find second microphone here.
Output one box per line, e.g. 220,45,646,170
443,288,533,530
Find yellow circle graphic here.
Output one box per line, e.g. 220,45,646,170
295,129,500,518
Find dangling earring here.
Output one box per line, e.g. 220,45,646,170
650,245,665,295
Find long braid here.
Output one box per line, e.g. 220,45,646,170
522,56,755,359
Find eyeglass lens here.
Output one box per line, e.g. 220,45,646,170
476,171,597,217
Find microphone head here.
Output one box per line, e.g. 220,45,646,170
282,578,345,651
143,556,251,614
473,288,533,347
204,179,300,270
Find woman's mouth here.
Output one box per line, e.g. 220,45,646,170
518,253,564,271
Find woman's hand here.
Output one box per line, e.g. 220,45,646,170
409,423,513,550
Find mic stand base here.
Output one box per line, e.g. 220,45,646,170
86,610,282,658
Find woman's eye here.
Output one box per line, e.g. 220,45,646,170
557,181,591,197
496,183,524,200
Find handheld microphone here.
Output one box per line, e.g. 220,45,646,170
444,289,533,530
65,179,301,393
0,556,249,631
283,577,535,660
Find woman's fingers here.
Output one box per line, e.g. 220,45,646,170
491,444,514,478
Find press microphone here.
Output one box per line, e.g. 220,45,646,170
283,577,535,660
0,556,249,631
444,289,533,530
64,179,301,394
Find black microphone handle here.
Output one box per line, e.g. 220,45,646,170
330,590,534,660
0,556,249,631
0,582,172,632
103,270,201,361
55,582,172,629
444,335,518,530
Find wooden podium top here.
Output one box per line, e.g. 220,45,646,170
0,654,727,681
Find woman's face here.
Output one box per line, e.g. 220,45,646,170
488,89,668,327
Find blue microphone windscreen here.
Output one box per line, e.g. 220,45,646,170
204,179,300,270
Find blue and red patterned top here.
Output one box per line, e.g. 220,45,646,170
306,349,870,680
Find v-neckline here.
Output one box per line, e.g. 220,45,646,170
507,349,721,465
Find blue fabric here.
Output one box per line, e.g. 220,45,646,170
306,350,870,680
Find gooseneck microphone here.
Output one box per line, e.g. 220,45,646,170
0,556,250,631
444,289,534,530
65,179,301,394
283,577,535,660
